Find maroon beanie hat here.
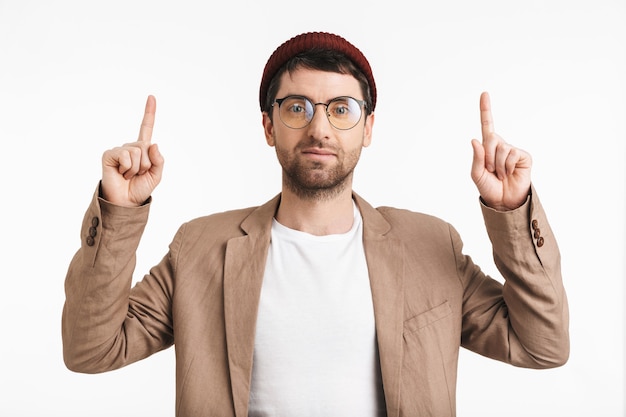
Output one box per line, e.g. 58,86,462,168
259,32,376,112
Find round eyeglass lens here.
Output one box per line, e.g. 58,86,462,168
327,97,363,130
278,96,314,129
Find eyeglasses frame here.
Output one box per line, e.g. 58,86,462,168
272,95,367,130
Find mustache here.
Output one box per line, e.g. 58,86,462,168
296,138,338,152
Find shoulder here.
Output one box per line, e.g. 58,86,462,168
354,193,456,242
376,206,447,226
188,206,259,226
375,205,453,237
174,194,280,243
182,206,259,238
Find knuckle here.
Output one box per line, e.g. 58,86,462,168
127,146,142,158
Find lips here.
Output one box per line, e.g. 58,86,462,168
301,147,336,157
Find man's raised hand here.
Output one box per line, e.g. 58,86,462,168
101,95,164,207
470,92,532,211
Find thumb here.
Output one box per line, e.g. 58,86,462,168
148,143,165,177
470,138,486,183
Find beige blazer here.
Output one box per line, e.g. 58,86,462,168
62,187,569,416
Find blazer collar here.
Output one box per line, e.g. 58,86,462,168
224,193,403,417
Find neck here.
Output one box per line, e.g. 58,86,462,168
276,186,355,236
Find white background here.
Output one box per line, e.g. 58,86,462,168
1,0,624,416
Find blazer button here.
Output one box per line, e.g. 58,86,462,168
534,228,541,239
537,236,545,247
87,216,99,246
531,219,539,230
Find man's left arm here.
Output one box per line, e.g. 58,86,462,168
462,185,570,367
462,92,569,367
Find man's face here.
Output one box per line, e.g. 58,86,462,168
263,68,374,199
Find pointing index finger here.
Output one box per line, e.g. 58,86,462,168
480,91,494,142
138,95,156,142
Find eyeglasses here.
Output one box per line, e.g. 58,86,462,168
272,95,367,130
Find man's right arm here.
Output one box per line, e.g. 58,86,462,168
62,96,171,372
62,187,175,372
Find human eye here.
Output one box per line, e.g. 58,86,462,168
329,98,353,118
284,97,307,114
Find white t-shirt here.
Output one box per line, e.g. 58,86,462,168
248,203,386,416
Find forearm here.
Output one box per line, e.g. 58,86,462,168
480,185,569,367
62,188,152,373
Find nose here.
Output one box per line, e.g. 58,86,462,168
307,103,332,139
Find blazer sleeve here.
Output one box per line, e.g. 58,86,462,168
62,186,176,373
457,185,569,368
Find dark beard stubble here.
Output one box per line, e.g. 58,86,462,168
275,140,362,202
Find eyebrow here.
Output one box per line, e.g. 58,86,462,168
279,94,364,104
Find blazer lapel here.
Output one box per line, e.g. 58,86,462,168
223,195,279,417
355,194,404,417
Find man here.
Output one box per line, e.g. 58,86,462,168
62,32,569,416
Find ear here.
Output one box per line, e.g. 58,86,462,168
262,112,275,146
362,112,375,148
